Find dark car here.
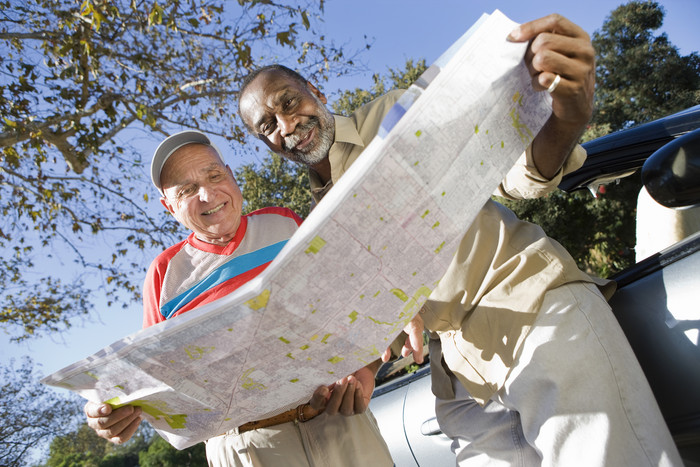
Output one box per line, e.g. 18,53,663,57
369,106,700,466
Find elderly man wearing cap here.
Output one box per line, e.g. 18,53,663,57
83,131,394,466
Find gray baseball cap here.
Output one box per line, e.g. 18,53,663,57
151,130,224,192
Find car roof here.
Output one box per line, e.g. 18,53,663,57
559,105,700,193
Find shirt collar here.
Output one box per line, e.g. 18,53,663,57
310,115,365,199
329,115,364,183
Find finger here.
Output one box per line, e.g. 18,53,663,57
87,405,140,431
84,401,111,418
381,346,392,363
509,14,587,42
339,376,356,416
408,331,424,364
107,415,142,445
325,378,347,416
353,378,369,414
93,409,142,443
309,385,329,411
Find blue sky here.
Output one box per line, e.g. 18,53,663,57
2,0,699,392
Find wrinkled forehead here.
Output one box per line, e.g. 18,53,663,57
162,143,224,179
240,71,308,120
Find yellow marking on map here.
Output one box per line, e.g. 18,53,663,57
509,107,533,146
402,286,432,315
512,91,524,106
415,130,422,137
311,334,318,341
300,344,309,350
290,378,299,383
245,289,270,310
421,209,430,219
432,221,440,229
367,285,433,335
474,124,479,134
107,398,187,429
435,241,445,253
241,368,266,391
348,310,359,323
286,352,294,359
373,290,381,297
328,356,344,364
279,336,290,344
353,345,381,364
321,333,332,343
391,288,409,302
414,160,419,166
115,384,124,390
86,371,98,380
441,191,446,196
305,236,326,254
184,345,215,360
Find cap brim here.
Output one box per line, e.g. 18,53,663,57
151,130,212,191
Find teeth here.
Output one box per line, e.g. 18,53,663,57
203,203,225,215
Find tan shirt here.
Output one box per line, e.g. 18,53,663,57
311,90,609,405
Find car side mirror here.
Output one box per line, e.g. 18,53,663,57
642,127,700,208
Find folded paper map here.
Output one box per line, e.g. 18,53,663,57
42,10,553,449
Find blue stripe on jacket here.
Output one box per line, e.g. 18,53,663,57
160,240,288,319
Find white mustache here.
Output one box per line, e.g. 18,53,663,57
282,118,319,153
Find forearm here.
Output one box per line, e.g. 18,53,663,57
531,115,586,180
364,358,383,377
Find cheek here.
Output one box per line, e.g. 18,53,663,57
262,136,283,153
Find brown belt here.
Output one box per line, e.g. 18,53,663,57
237,404,322,434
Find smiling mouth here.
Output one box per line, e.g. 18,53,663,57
285,118,319,153
203,203,226,215
294,127,315,151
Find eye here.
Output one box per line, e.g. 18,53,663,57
209,172,224,182
260,121,276,136
283,97,297,111
178,185,197,198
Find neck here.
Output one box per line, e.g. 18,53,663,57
195,233,233,246
310,157,332,184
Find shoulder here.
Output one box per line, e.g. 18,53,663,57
149,237,190,272
352,89,405,125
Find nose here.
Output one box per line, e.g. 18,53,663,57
276,114,297,137
198,184,215,203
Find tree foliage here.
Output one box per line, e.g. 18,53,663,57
0,0,364,341
0,358,82,467
42,420,206,467
331,58,428,115
504,0,700,277
592,0,700,131
235,153,311,218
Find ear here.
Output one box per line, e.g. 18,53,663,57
160,196,175,215
305,81,327,104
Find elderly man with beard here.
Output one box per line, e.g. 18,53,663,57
238,14,683,466
83,130,395,467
